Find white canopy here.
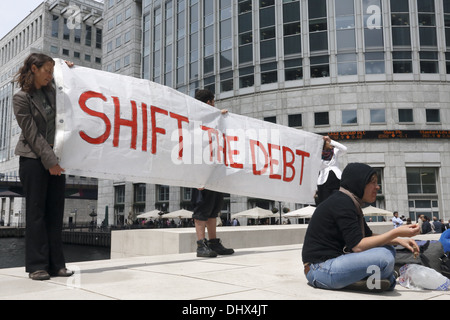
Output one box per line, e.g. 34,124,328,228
231,207,275,220
362,205,393,216
162,209,194,219
283,206,316,219
136,210,161,219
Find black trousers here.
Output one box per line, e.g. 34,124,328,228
191,189,224,221
19,157,66,273
317,170,340,205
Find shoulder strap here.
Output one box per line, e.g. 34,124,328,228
339,187,365,237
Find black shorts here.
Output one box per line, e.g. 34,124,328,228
191,189,224,221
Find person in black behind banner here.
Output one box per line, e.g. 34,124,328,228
13,53,74,280
316,136,347,204
302,163,420,292
191,89,234,258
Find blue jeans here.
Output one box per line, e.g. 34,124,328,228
305,246,396,291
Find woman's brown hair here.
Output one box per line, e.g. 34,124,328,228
14,53,55,93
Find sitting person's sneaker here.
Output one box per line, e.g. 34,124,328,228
343,278,392,293
207,238,234,255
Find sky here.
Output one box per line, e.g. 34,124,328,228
0,0,45,40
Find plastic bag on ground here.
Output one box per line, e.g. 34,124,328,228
398,264,450,291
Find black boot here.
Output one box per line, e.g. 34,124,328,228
207,238,234,255
196,239,217,257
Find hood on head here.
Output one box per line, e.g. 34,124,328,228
340,163,376,199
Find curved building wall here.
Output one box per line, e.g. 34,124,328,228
137,0,450,222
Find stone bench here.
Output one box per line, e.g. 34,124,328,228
111,222,395,259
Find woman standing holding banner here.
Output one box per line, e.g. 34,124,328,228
13,53,74,280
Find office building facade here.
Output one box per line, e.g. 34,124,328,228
0,0,103,226
97,0,450,225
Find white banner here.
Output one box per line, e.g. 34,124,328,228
53,59,323,203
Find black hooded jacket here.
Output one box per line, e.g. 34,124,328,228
302,163,376,264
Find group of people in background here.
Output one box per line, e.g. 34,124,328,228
392,210,449,234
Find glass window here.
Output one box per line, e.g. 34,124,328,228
260,3,276,60
392,27,411,47
418,0,437,48
445,1,450,48
52,15,59,38
221,71,233,92
96,28,102,49
239,7,253,65
370,109,385,123
63,18,70,40
309,0,328,52
264,116,276,123
391,0,409,13
157,185,170,202
393,51,412,73
261,39,276,60
420,51,439,73
204,75,215,94
220,50,232,69
446,52,450,74
417,0,435,13
391,1,411,48
335,0,355,52
406,168,437,194
288,114,302,127
285,58,303,81
337,53,357,75
260,6,275,28
365,52,385,74
398,109,413,122
238,12,252,33
239,66,254,88
310,55,329,78
363,0,383,49
115,185,125,204
134,184,146,203
426,109,440,122
239,0,252,14
283,1,301,56
308,0,326,19
309,32,328,52
314,112,329,126
336,29,356,51
261,62,278,84
342,110,357,124
204,56,214,74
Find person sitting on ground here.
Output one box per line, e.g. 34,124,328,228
302,163,420,292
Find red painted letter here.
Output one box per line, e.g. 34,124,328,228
268,143,281,180
113,97,138,149
151,106,168,154
226,135,243,169
170,112,189,160
296,149,310,185
141,103,148,152
249,139,269,175
282,146,295,182
78,91,111,145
